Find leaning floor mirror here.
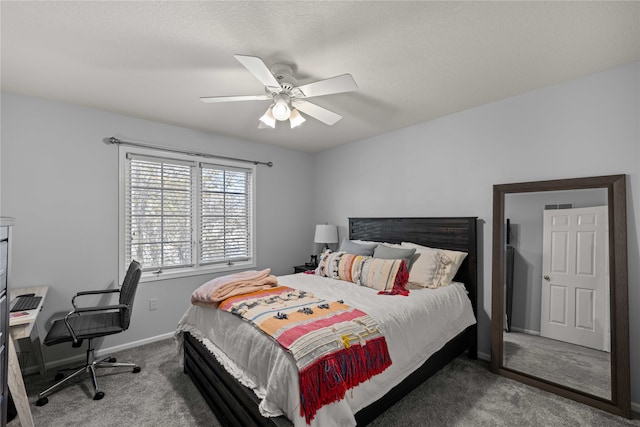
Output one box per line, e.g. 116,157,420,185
490,175,630,418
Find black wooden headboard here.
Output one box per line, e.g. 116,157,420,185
349,217,478,315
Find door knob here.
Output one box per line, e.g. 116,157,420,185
544,275,550,281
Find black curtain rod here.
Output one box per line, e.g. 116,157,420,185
104,137,273,167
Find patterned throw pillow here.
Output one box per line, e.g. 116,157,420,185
315,250,345,279
337,253,370,283
358,258,409,295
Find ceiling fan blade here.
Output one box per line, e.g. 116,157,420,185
200,94,271,103
234,55,281,89
295,74,358,98
293,100,342,125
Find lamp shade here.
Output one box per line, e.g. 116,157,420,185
289,108,306,128
259,108,276,128
314,224,338,244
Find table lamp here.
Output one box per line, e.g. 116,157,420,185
314,224,338,254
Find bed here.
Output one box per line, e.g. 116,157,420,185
177,217,478,426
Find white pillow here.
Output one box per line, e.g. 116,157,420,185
401,242,467,288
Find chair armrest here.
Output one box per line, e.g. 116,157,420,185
63,303,129,343
76,289,121,296
72,288,120,308
70,303,128,314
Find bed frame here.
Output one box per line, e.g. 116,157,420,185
183,217,478,426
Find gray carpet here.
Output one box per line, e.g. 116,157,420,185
9,338,221,427
8,338,639,426
503,331,610,399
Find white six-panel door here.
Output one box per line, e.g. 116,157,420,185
540,206,609,351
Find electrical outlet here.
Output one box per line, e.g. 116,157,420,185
149,298,158,311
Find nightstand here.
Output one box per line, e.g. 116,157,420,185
293,265,316,274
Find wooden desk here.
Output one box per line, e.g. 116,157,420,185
8,286,48,427
10,286,48,374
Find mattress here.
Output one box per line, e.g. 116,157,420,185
176,273,476,427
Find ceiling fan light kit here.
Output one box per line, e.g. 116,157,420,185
258,104,305,129
271,94,291,121
200,54,358,129
259,108,276,128
288,109,305,128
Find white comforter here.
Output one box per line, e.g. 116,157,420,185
176,273,476,427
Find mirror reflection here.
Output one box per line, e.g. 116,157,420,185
503,188,610,399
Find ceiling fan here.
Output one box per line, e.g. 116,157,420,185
200,55,358,129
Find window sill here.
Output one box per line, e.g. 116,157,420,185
139,261,257,283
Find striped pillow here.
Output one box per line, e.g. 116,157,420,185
358,258,409,294
337,253,370,283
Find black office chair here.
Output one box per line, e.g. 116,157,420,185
36,260,142,406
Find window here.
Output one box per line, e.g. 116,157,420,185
200,164,253,265
120,147,255,280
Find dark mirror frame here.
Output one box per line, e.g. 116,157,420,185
490,174,630,418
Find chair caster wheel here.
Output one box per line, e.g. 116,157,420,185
93,391,105,400
108,357,117,363
36,397,49,406
55,372,65,381
133,366,141,373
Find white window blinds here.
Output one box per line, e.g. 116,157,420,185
200,163,253,264
125,154,194,272
122,149,255,277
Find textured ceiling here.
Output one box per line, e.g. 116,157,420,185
2,1,639,152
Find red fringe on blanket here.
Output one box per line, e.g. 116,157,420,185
299,336,392,423
377,259,410,296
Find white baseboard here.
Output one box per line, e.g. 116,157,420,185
477,351,490,361
23,331,175,375
508,327,540,336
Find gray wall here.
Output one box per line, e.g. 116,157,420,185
311,62,640,402
505,189,608,333
1,61,638,404
0,92,315,363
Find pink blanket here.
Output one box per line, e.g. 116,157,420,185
191,268,278,306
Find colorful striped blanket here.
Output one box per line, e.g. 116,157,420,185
218,286,392,423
